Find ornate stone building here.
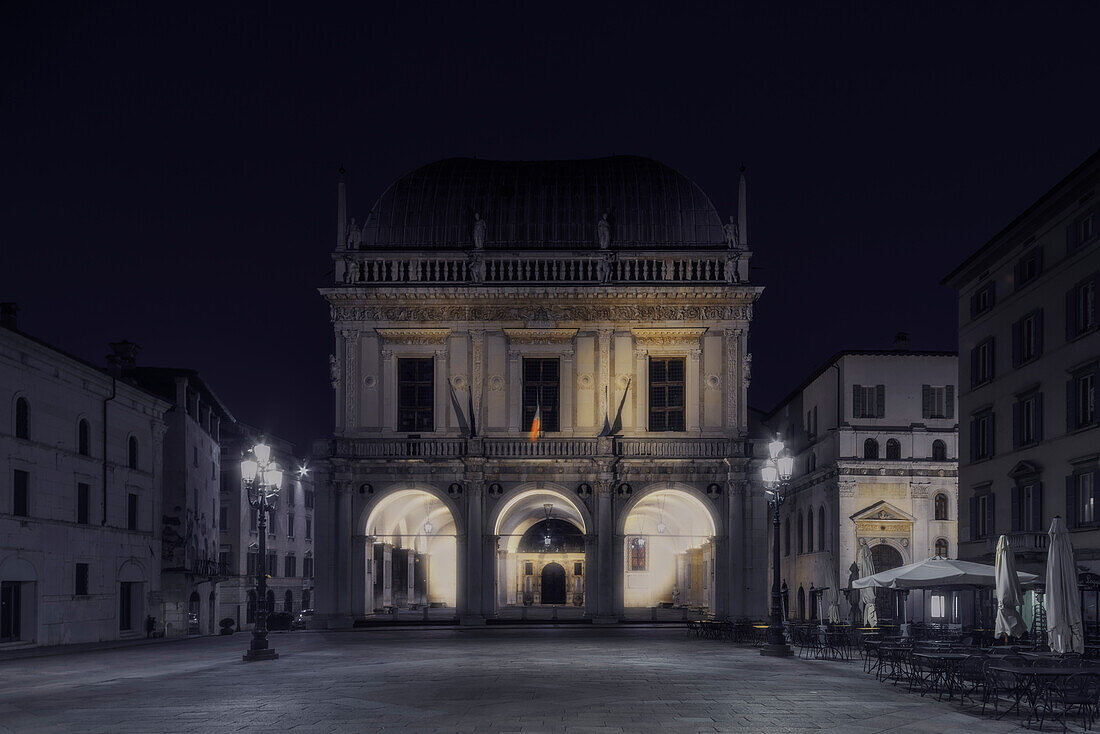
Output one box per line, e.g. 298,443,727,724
314,156,765,624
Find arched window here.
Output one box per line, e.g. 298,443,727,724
932,439,947,461
935,538,949,558
630,537,647,571
283,589,293,613
797,586,806,620
78,419,90,456
807,508,815,553
128,436,139,469
934,493,948,520
864,438,879,460
15,397,29,439
818,505,827,551
783,518,790,556
247,591,257,623
797,511,804,554
886,438,901,460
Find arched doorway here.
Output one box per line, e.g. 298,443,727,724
871,544,905,623
492,488,588,614
284,590,293,613
622,489,717,615
365,490,458,614
541,563,567,605
1,556,36,643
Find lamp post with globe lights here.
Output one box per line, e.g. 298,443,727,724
760,435,794,657
241,440,282,661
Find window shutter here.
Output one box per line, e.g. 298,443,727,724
989,338,995,380
922,385,931,419
969,418,978,462
1036,308,1044,355
1067,475,1078,529
1012,401,1022,449
1067,379,1076,432
1013,260,1022,290
989,412,995,457
1035,392,1044,441
1011,485,1020,531
970,292,979,319
853,385,862,419
987,492,996,536
1067,288,1077,340
876,384,885,418
1034,482,1044,533
946,385,955,419
971,347,980,388
969,496,978,541
1011,319,1023,367
1067,223,1076,253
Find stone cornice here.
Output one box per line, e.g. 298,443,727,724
503,328,579,344
322,286,761,303
375,328,451,345
631,327,708,346
329,300,754,325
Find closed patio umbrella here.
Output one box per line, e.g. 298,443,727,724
858,544,877,627
1046,516,1084,653
994,534,1026,639
825,555,843,624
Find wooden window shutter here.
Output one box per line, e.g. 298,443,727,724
876,385,885,418
986,492,995,536
1067,475,1078,529
1034,482,1044,532
1012,401,1022,449
969,418,978,462
971,347,980,388
853,385,862,419
970,292,979,319
1010,485,1020,531
1011,318,1023,367
1035,392,1044,442
1067,288,1077,340
989,412,995,457
969,496,978,540
1067,379,1076,432
922,385,931,419
946,385,955,419
1036,309,1044,355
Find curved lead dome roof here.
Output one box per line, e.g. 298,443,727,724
360,156,726,249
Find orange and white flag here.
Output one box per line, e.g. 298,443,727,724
529,403,541,442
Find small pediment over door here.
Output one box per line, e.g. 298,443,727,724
849,500,915,524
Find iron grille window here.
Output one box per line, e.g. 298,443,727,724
648,357,685,431
398,358,434,432
522,359,560,432
630,537,647,571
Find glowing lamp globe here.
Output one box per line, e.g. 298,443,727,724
240,458,259,482
253,442,272,464
761,460,779,486
767,437,784,460
263,466,282,488
777,455,795,481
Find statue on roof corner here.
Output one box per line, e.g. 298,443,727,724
724,216,739,249
472,212,486,249
597,212,611,249
346,218,361,248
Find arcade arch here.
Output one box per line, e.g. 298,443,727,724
621,488,717,612
365,489,458,611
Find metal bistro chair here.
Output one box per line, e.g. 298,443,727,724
956,655,989,708
983,655,1031,719
1035,671,1100,732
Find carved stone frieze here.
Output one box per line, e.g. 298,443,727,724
471,329,484,429
503,328,579,344
488,374,505,391
375,328,451,345
598,328,613,420
341,330,360,426
724,329,738,428
630,327,708,346
334,303,753,324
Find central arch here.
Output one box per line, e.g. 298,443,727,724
620,487,718,614
490,486,590,612
365,489,458,613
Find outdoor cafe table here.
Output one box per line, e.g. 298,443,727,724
911,652,971,700
986,664,1100,724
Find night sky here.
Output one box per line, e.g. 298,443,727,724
3,2,1098,456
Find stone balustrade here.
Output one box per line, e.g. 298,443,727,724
335,250,747,286
616,437,734,458
329,436,738,461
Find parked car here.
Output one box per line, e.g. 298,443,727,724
266,611,294,631
291,609,313,630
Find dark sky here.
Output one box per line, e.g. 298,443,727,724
3,2,1099,455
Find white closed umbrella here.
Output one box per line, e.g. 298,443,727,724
1046,516,1084,653
858,544,877,627
825,555,843,624
994,535,1026,639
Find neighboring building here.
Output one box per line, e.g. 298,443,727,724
0,306,171,646
219,421,315,630
943,150,1099,629
315,156,765,624
126,366,234,637
759,343,959,625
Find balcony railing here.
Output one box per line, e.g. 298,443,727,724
616,437,732,458
335,438,467,458
484,437,599,458
335,250,745,286
328,436,739,460
989,532,1049,553
189,558,233,578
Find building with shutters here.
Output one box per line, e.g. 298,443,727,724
313,155,765,624
944,149,1100,630
759,343,958,625
0,306,171,647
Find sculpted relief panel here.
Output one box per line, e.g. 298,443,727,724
333,303,753,324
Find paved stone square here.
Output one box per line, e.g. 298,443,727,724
0,627,1040,733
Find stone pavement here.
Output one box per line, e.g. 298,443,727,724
0,626,1039,733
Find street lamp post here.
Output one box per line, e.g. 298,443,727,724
760,435,794,657
242,440,282,662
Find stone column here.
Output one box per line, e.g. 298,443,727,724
507,349,521,432
687,347,701,431
434,349,448,431
561,350,575,432
380,349,396,430
462,481,485,624
584,533,598,619
351,533,369,618
595,479,616,623
482,534,499,618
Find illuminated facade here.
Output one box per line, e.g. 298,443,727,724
315,156,765,624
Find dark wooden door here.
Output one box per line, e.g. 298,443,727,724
541,562,566,605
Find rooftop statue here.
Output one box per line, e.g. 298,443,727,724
597,212,611,249
724,216,739,248
346,218,361,248
472,212,486,249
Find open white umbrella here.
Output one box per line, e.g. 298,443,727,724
825,555,843,624
1046,516,1084,653
851,556,1038,590
858,544,877,627
994,535,1027,639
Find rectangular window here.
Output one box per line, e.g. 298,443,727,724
77,482,90,525
971,282,996,318
75,563,89,596
287,514,295,538
1013,393,1043,448
219,505,228,532
524,562,534,575
268,514,276,536
971,411,995,461
284,556,296,578
397,357,434,432
574,562,583,575
247,552,258,577
267,552,277,577
971,339,995,387
974,494,990,539
127,493,138,531
1012,310,1043,366
218,547,230,570
305,517,312,540
305,490,315,509
522,358,560,433
1069,370,1097,431
287,485,296,506
931,594,946,618
1080,474,1095,526
922,385,955,420
1022,483,1041,532
648,357,686,431
853,384,885,419
13,469,28,517
249,508,258,532
1068,275,1098,340
1015,247,1043,289
630,538,647,571
220,471,230,494
303,557,314,578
